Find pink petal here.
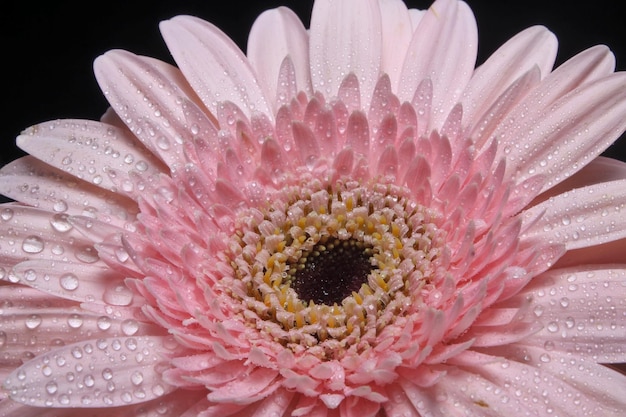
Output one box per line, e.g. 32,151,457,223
516,266,626,362
4,336,177,408
94,50,216,170
292,121,321,168
247,7,312,106
490,46,620,184
398,0,478,130
450,350,626,416
309,0,382,106
15,119,165,194
159,16,272,119
11,259,145,308
0,157,137,226
206,367,279,404
379,0,413,87
468,66,541,149
462,26,558,126
522,73,626,189
521,179,626,250
0,205,125,276
535,156,626,203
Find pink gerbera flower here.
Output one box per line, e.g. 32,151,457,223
2,0,626,415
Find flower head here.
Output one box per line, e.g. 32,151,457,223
2,0,626,416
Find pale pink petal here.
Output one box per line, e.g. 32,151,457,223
247,7,312,106
468,66,541,149
379,0,413,87
514,266,626,362
11,259,146,309
555,237,626,268
3,336,178,408
521,179,626,250
0,285,158,375
514,73,626,189
0,204,109,268
398,0,478,130
159,16,272,119
309,0,382,106
0,157,137,226
462,26,558,125
535,156,626,202
206,367,279,404
94,50,218,170
446,351,626,416
481,343,626,412
15,119,165,194
489,46,620,181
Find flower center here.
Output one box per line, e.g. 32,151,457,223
219,178,445,359
289,239,375,305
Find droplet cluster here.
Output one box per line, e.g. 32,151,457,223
3,336,175,408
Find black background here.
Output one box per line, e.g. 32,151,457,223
2,0,625,168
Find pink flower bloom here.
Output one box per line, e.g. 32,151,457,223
2,0,626,415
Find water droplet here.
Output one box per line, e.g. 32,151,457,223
103,284,134,306
67,314,83,329
1,208,14,221
80,374,94,388
45,381,58,394
59,273,79,291
156,136,170,150
50,214,73,233
23,269,37,282
53,200,69,213
102,368,113,380
135,161,148,172
121,319,139,336
131,371,144,386
546,321,559,333
25,314,42,329
75,246,99,263
22,236,45,254
97,316,112,331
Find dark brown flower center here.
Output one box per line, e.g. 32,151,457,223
289,239,375,305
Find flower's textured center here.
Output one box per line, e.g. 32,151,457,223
290,239,375,305
221,179,446,359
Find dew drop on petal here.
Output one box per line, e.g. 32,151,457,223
25,314,42,329
546,321,559,333
22,236,45,254
45,381,58,394
59,273,79,291
131,371,144,386
84,374,95,387
75,246,100,263
1,208,14,221
103,284,134,306
67,314,84,329
97,316,112,331
50,214,73,233
121,319,139,336
23,269,37,282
